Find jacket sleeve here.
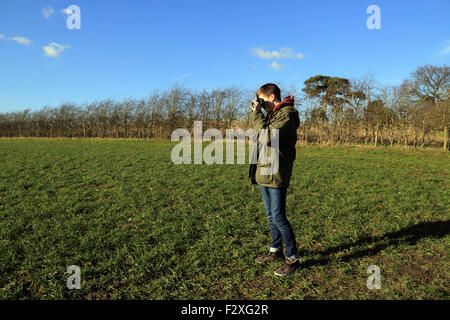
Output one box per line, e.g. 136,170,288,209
268,109,299,138
249,109,266,132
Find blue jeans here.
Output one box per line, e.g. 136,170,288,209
260,186,299,260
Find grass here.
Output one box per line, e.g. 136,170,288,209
0,138,449,299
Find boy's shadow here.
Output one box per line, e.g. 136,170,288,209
299,220,450,268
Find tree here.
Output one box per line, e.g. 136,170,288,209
406,65,449,149
303,76,350,117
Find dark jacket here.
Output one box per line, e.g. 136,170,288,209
248,97,300,189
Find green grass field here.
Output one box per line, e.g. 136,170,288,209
0,139,449,299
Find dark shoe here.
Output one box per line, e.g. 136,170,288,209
255,250,285,264
273,257,300,276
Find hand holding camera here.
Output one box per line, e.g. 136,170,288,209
252,98,265,112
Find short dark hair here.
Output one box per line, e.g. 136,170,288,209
257,83,281,101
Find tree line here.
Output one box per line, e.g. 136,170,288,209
1,64,448,150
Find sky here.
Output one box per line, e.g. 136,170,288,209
0,0,449,113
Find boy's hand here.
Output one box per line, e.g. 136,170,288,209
251,99,262,112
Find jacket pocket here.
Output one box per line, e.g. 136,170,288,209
256,163,274,185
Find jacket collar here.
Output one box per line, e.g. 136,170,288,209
267,96,295,122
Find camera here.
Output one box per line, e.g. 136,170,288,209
254,97,265,108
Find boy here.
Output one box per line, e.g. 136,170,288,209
248,83,300,276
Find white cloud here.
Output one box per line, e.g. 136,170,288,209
61,7,73,15
43,42,71,57
268,61,286,71
172,73,194,81
42,6,55,19
11,36,31,46
0,33,5,40
251,47,304,60
437,40,450,56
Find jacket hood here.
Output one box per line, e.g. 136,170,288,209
267,96,295,122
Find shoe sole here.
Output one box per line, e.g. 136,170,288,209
273,267,300,277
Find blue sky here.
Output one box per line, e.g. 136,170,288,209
0,0,449,112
